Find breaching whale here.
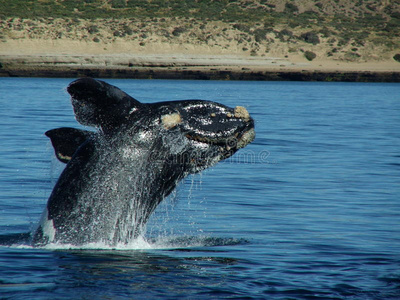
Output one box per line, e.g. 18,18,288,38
32,78,255,246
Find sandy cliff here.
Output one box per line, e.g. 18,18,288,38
0,17,399,80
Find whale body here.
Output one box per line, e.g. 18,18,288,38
32,78,255,246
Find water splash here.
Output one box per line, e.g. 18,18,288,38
1,232,248,251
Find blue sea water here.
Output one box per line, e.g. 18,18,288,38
0,78,399,299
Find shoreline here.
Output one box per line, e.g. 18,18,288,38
1,65,399,82
1,54,399,82
1,15,399,82
1,41,399,82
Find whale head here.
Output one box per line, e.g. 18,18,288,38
127,99,255,174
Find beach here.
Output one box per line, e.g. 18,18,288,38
1,17,399,81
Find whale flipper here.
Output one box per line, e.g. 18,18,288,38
67,78,143,132
46,127,94,163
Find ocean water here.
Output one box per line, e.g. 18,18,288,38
0,78,399,299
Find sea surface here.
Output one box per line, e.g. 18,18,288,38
0,78,399,299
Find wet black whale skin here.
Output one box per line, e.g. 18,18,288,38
32,78,255,246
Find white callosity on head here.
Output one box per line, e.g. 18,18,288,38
234,106,250,121
161,112,182,130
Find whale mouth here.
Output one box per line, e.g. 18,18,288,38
183,105,255,158
186,126,255,150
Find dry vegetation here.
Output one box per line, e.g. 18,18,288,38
0,0,399,63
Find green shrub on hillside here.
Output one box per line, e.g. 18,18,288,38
301,31,320,45
0,0,397,55
111,0,126,9
285,3,299,14
172,27,186,37
253,28,270,42
304,51,316,61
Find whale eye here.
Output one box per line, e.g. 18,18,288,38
161,112,182,129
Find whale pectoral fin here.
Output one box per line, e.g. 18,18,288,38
45,127,94,163
67,78,143,131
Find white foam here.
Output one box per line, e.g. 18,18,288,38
42,236,153,251
36,208,56,243
8,233,243,251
